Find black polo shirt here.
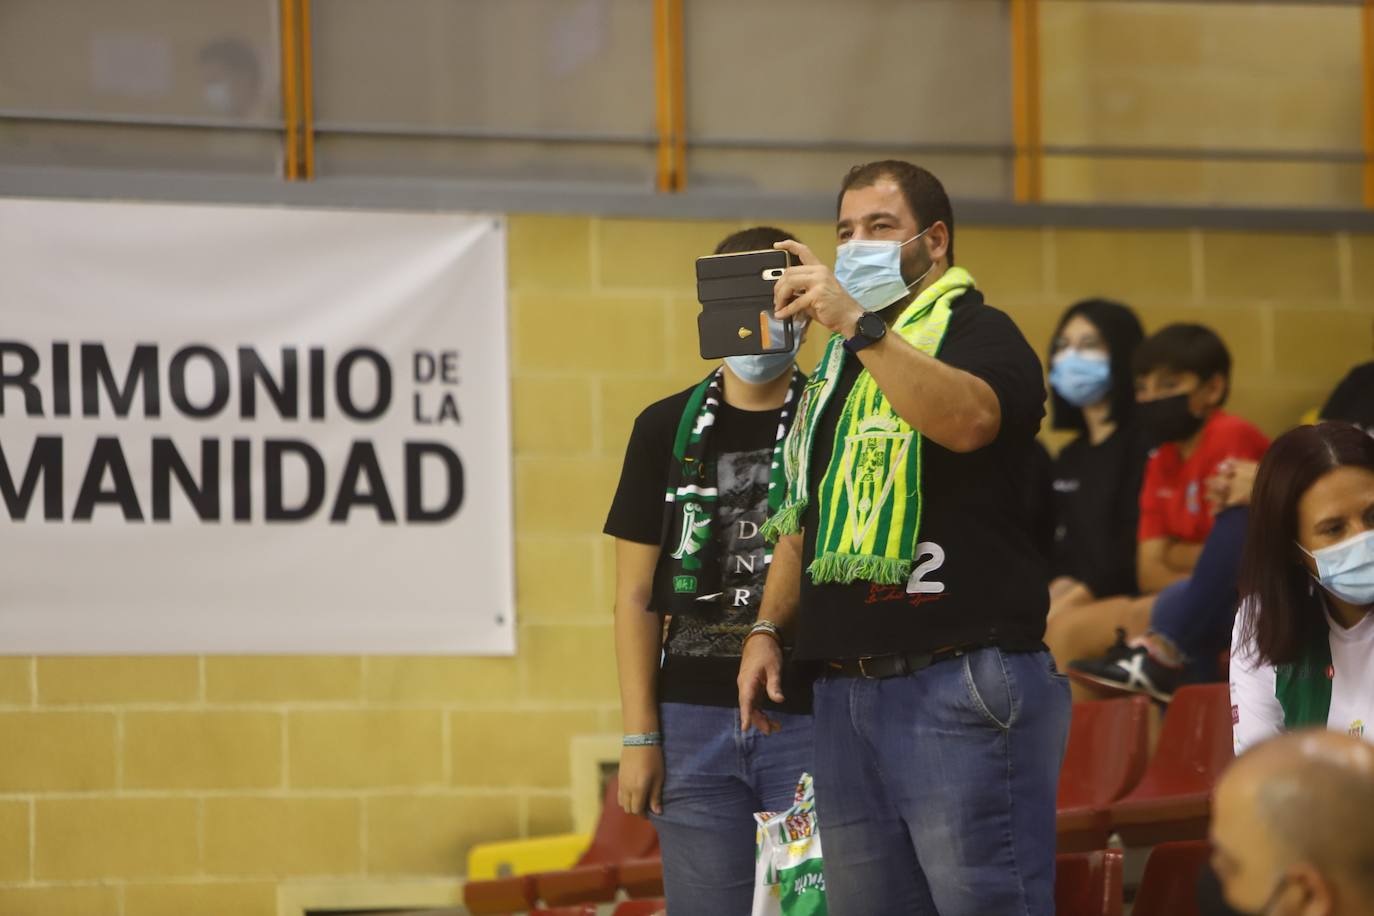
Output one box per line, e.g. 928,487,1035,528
793,289,1050,661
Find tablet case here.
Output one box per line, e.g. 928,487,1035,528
694,249,795,359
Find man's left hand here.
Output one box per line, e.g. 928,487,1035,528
772,240,864,337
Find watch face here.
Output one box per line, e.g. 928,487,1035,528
858,313,886,339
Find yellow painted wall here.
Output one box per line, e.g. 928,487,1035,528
2,214,1372,916
1039,1,1366,207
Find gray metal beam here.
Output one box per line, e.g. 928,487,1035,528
2,165,1373,233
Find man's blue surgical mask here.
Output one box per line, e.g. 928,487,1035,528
1300,529,1374,606
1049,349,1113,408
724,317,804,384
834,227,934,312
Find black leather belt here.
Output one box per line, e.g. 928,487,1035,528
826,638,1043,680
827,645,970,679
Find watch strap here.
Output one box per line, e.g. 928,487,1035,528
843,314,885,353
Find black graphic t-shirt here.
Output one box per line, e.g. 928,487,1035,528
605,388,813,713
794,291,1051,660
1051,420,1153,599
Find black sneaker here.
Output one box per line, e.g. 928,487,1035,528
1068,640,1182,703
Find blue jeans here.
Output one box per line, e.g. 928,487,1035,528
812,648,1071,916
650,702,814,916
1151,507,1249,680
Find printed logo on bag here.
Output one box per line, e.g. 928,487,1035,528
793,872,826,896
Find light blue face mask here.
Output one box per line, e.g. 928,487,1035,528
1301,529,1374,606
834,227,934,312
1049,349,1113,408
724,317,804,384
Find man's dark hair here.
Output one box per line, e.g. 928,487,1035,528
1239,422,1374,666
1133,323,1232,404
1049,298,1145,432
715,226,794,255
836,160,955,265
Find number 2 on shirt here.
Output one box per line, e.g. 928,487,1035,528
906,541,946,594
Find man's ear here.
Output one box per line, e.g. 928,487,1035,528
1284,862,1332,916
925,221,951,264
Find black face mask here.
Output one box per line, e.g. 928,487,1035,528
1197,860,1289,916
1138,392,1206,445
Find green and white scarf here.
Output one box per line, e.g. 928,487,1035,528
761,267,975,585
654,367,807,614
1275,616,1334,730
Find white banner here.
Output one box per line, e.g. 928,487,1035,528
0,199,514,654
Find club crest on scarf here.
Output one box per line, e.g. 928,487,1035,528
841,416,913,553
670,501,713,570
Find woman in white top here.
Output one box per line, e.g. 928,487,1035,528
1231,422,1374,754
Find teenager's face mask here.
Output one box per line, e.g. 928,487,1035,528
1050,349,1112,408
834,226,934,312
1137,392,1205,444
1299,528,1374,606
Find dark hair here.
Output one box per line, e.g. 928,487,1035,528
836,160,955,265
715,226,794,255
1048,298,1145,432
1132,323,1232,405
1238,422,1374,666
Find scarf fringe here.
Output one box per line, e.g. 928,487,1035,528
807,552,911,586
761,500,805,543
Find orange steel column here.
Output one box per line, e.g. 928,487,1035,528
1010,0,1043,203
279,0,301,180
299,0,316,179
654,0,686,192
1363,0,1374,207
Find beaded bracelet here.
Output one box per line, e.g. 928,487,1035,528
744,620,784,647
622,732,664,747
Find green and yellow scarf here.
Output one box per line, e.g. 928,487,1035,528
761,267,975,585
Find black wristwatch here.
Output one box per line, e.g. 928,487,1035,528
843,312,887,354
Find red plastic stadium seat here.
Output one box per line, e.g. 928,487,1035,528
1132,840,1211,916
534,775,661,906
1057,697,1151,852
618,855,665,898
1109,683,1233,845
613,900,667,916
1055,849,1123,916
461,873,536,915
531,908,598,916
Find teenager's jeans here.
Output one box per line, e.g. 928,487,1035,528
650,702,814,916
811,648,1071,916
1151,507,1249,680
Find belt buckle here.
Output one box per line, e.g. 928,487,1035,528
857,656,879,679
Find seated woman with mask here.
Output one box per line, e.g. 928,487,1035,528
1044,298,1150,616
1231,422,1374,753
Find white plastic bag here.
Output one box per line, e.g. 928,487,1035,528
751,772,828,916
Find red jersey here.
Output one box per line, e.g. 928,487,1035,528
1137,411,1269,544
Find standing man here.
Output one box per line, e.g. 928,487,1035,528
739,161,1070,915
607,227,815,915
